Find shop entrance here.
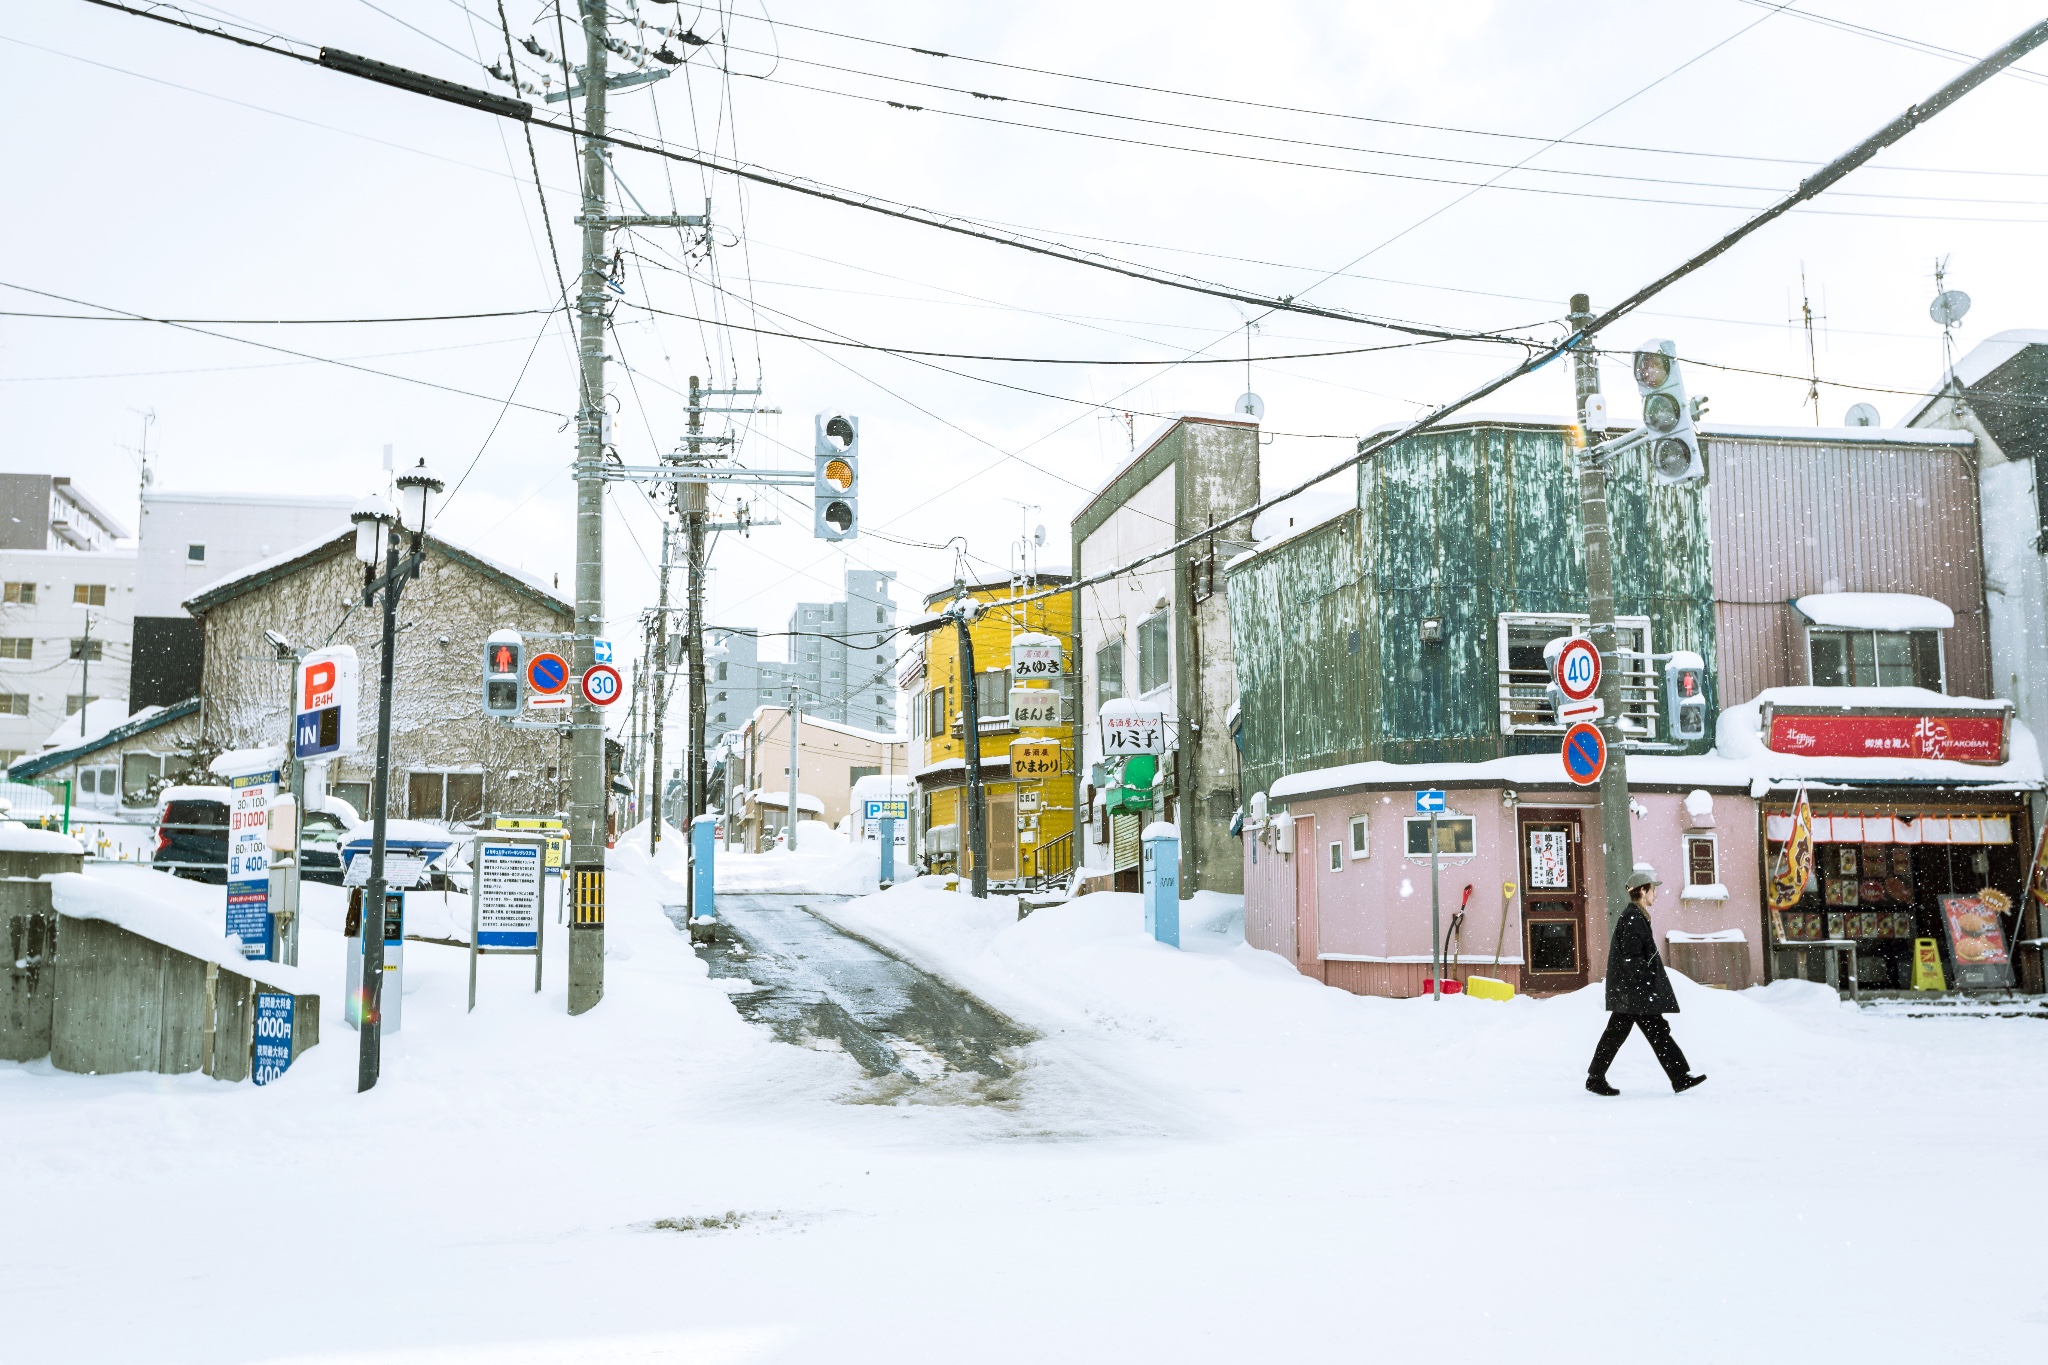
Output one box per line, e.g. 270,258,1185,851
1519,809,1589,993
988,791,1018,882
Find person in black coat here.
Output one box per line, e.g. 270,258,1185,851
1586,870,1707,1096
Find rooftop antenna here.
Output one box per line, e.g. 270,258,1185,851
119,407,157,498
1788,264,1827,425
1930,255,1973,417
1235,319,1264,422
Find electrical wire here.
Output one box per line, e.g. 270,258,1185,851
0,308,549,324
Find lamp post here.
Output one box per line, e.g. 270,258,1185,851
350,458,443,1094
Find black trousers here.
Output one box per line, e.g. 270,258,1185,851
1588,1012,1691,1084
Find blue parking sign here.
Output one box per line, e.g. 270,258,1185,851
252,992,294,1085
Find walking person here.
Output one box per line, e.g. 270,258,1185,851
1586,870,1707,1096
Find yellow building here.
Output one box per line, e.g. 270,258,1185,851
905,574,1075,888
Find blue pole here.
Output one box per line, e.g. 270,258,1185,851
879,814,895,886
691,814,716,923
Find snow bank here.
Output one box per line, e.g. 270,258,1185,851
0,825,84,854
47,871,317,995
716,825,882,896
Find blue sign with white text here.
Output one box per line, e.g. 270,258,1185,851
1416,789,1447,813
252,992,294,1085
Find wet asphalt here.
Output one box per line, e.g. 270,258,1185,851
666,894,1034,1087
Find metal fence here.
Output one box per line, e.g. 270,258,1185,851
0,780,71,832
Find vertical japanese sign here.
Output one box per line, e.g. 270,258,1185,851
252,991,294,1085
226,769,278,958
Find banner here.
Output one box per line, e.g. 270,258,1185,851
1764,710,2006,764
2027,820,2048,915
1767,786,1815,915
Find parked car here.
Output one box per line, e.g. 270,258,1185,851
151,786,235,882
150,788,461,886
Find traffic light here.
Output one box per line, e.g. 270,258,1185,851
1665,650,1708,741
814,411,858,540
484,629,523,717
1633,339,1705,486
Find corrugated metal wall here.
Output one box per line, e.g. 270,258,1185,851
1706,435,1989,703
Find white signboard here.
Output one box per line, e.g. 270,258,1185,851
343,852,429,889
1099,699,1166,755
1010,687,1062,728
227,773,276,884
1012,633,1064,678
1528,830,1570,890
468,834,549,1008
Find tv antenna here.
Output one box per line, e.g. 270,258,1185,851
1788,265,1827,425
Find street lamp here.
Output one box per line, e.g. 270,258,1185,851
351,461,440,1094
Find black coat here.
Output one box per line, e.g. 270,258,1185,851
1604,904,1679,1015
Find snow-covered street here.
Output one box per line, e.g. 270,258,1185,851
5,834,2046,1363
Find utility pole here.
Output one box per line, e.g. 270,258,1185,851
74,608,95,739
1568,293,1636,938
786,689,800,851
565,0,612,1015
683,376,707,879
649,520,671,858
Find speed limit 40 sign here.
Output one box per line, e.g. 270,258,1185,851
1554,637,1601,702
580,663,622,706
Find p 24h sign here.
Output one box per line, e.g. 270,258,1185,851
294,646,358,758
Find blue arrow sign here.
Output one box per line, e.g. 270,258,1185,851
1415,789,1446,813
592,637,615,665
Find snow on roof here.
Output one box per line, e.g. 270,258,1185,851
39,698,132,753
1699,422,1972,446
749,790,826,813
184,527,569,617
210,745,286,779
849,773,914,801
48,872,317,996
158,784,234,807
1361,412,1568,441
0,825,84,854
1243,476,1355,558
744,702,903,743
1793,594,1955,631
1748,685,2007,712
1903,329,2048,425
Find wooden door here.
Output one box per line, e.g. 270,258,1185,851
1518,809,1589,992
1293,814,1322,975
989,792,1018,881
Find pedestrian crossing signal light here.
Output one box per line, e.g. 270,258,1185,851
1664,653,1708,741
1633,339,1705,486
484,629,523,718
814,411,858,540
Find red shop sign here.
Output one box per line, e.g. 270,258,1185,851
1764,710,2007,765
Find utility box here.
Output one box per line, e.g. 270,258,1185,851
1142,823,1181,949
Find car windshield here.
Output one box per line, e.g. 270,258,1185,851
161,801,228,827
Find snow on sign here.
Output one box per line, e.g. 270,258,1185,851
1011,633,1063,678
1010,687,1061,728
580,663,622,706
1562,722,1606,786
1555,637,1601,702
1099,698,1165,754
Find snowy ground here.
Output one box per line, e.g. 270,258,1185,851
5,828,2047,1363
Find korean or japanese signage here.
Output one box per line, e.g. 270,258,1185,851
495,817,565,869
1012,633,1064,678
1011,740,1062,778
1764,709,2007,764
475,841,543,948
1099,700,1165,755
1942,893,2015,989
1528,830,1570,889
252,992,294,1085
1010,687,1061,728
226,770,277,959
294,646,358,759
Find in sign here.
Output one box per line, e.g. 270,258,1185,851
1562,721,1607,786
581,663,622,706
527,652,569,695
1555,637,1601,702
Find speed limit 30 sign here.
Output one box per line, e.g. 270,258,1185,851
1554,636,1601,702
580,663,622,706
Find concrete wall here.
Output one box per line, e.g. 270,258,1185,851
136,491,354,620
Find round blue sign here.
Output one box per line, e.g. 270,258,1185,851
1562,722,1606,786
527,653,568,694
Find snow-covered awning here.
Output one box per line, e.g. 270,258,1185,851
1794,593,1955,631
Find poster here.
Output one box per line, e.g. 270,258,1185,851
475,841,543,948
1528,831,1570,889
1941,893,2014,989
225,770,277,959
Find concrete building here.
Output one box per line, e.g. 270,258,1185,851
712,570,898,740
1073,414,1258,896
131,490,356,711
727,704,906,851
0,475,134,770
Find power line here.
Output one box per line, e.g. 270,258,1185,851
0,308,549,324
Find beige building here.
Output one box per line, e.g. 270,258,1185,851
184,528,573,826
728,705,905,851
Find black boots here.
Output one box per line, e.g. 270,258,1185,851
1586,1076,1620,1096
1674,1073,1709,1094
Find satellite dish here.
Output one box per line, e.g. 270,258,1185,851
1235,392,1264,421
1032,524,1046,548
1844,403,1880,428
1930,289,1972,327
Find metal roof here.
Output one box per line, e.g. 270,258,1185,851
7,697,200,780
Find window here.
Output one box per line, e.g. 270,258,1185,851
70,639,104,662
331,782,371,818
1328,841,1343,872
1095,639,1124,710
716,662,728,681
66,695,99,715
1405,814,1476,857
1349,814,1370,859
1808,629,1943,691
1497,613,1656,735
187,544,206,562
1138,613,1170,695
975,668,1011,721
876,607,886,623
849,766,881,788
0,694,28,716
715,691,726,702
74,584,107,606
3,582,33,604
0,638,29,659
406,771,484,823
1685,834,1719,886
927,686,948,738
123,753,162,803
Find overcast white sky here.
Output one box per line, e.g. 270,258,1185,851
7,1,2048,702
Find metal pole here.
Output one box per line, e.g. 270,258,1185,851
1430,808,1441,1001
787,693,800,851
958,617,989,898
1568,294,1637,940
359,526,402,1092
283,692,305,967
76,609,92,739
684,374,708,895
566,0,610,1015
650,521,671,858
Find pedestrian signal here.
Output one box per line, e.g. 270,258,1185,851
814,411,858,540
1633,339,1705,486
1664,651,1709,742
484,629,523,718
